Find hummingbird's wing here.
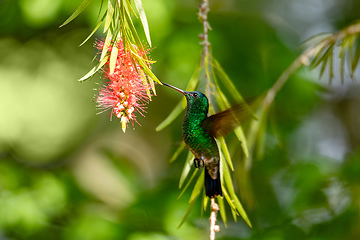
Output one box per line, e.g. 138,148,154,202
202,101,258,138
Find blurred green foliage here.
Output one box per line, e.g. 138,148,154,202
1,0,360,239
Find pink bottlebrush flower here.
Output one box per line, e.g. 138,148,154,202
96,39,152,132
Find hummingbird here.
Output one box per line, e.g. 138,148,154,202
162,82,256,198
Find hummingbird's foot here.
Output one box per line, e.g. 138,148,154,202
194,158,204,169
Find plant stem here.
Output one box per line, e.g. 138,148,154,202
198,0,212,100
210,197,220,240
263,21,360,109
199,0,211,66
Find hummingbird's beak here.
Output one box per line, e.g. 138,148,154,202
161,82,185,95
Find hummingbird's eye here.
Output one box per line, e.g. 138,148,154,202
193,93,198,97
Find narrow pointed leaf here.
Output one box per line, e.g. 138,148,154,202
219,148,225,187
203,194,209,212
222,187,237,212
340,49,346,84
100,30,113,62
329,51,334,84
217,196,227,226
319,54,329,79
189,170,204,203
221,153,236,198
301,33,332,51
231,207,238,222
231,193,252,228
177,193,200,229
169,142,186,163
156,99,185,131
311,44,332,70
234,126,249,157
351,36,360,75
212,57,244,103
104,0,115,33
123,3,142,47
109,43,119,74
220,151,252,227
139,71,152,100
186,65,201,91
79,55,109,81
255,109,268,158
79,16,105,46
125,0,137,16
132,53,160,83
149,76,156,95
219,137,234,171
179,151,194,188
60,0,92,27
177,168,199,199
134,0,152,47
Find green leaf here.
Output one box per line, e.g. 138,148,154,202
234,126,249,158
220,153,252,227
149,76,156,95
212,57,244,103
218,138,234,171
189,170,204,203
109,43,119,74
217,195,227,226
222,187,237,213
329,49,334,84
255,108,268,159
231,193,252,228
169,142,186,163
104,0,115,33
134,0,152,47
156,99,185,131
221,153,236,198
204,54,212,86
179,151,194,189
301,33,332,51
311,44,333,70
132,52,160,83
340,48,346,84
100,30,113,62
177,193,200,229
60,0,93,27
203,194,209,212
79,14,106,46
177,168,199,200
351,36,360,76
231,207,238,222
122,1,142,48
186,66,201,92
125,0,137,16
79,55,109,82
318,50,329,80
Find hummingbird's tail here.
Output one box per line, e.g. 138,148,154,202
204,168,222,197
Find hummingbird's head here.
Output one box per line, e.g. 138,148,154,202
161,82,209,113
183,91,208,108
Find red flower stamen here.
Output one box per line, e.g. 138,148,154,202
96,39,152,132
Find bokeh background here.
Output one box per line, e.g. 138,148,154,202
1,0,360,239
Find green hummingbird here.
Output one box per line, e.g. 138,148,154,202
162,82,255,198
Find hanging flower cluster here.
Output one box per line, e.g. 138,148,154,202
96,39,153,132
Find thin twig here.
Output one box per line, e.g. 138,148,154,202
263,21,360,109
198,0,212,100
210,197,220,240
198,0,211,66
